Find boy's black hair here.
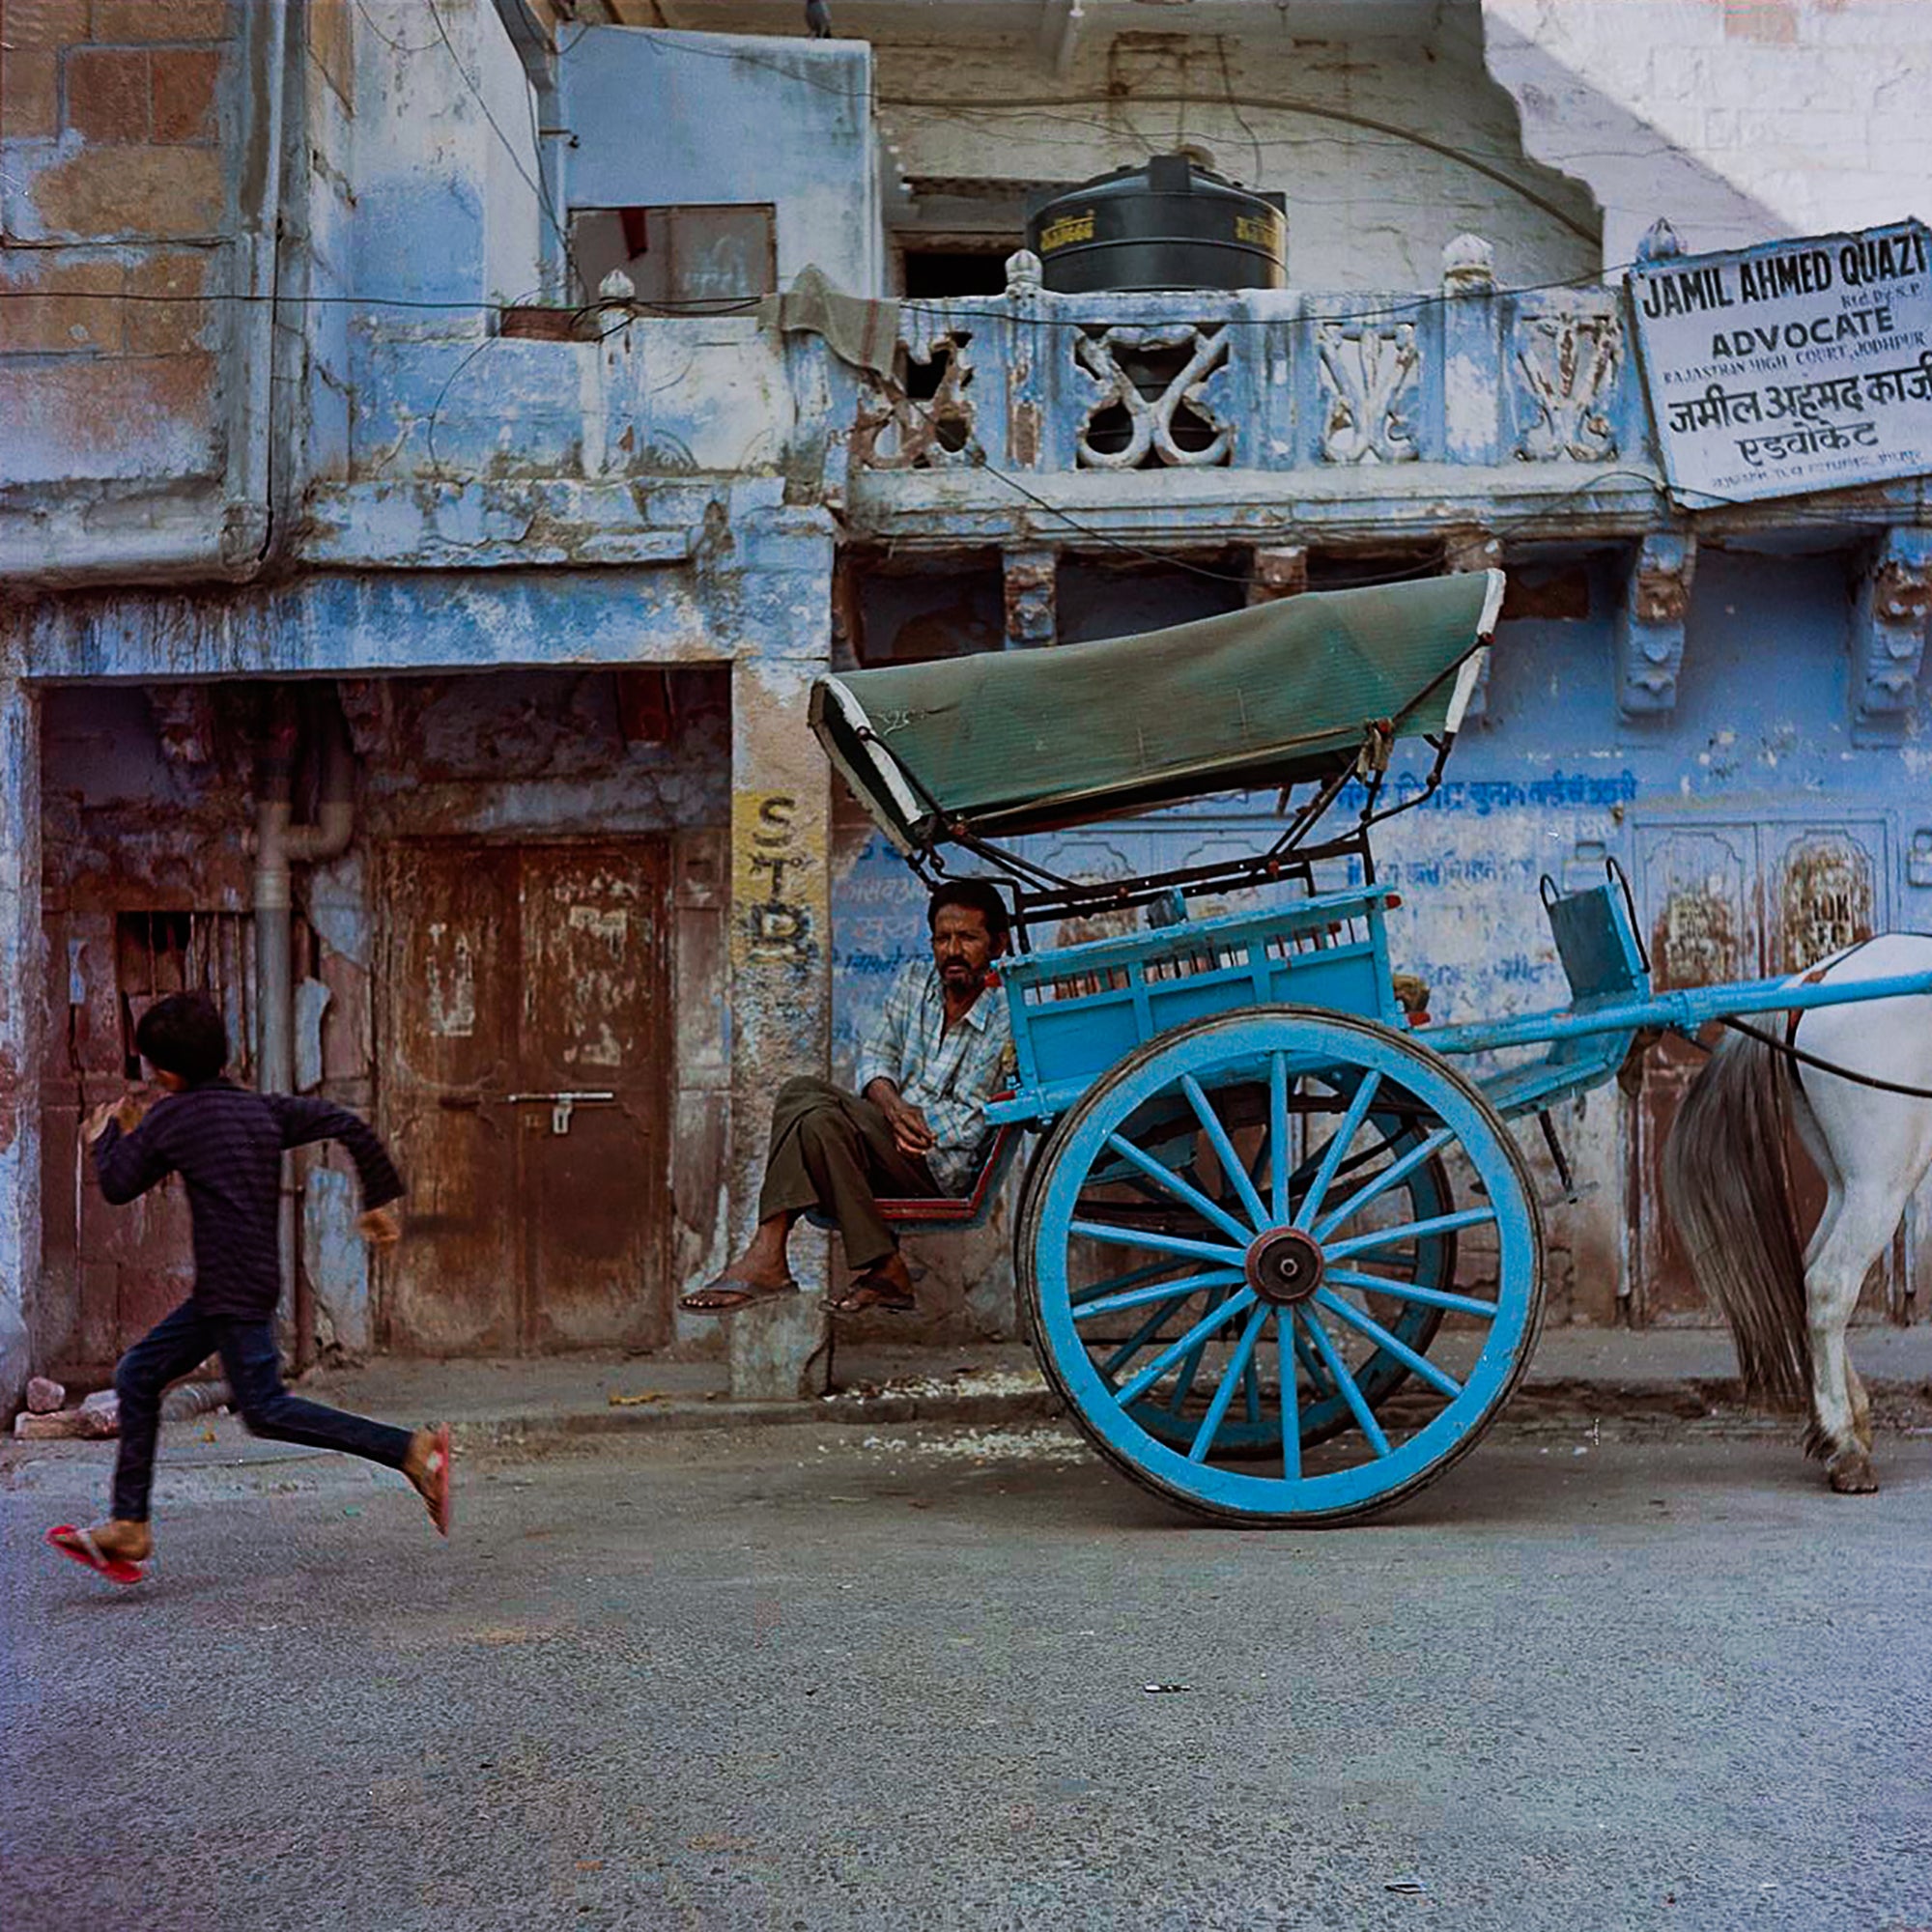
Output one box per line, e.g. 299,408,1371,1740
133,992,230,1086
927,878,1009,948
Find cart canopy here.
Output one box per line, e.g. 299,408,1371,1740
811,570,1503,854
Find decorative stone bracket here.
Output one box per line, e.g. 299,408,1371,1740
1615,532,1696,721
1247,544,1309,605
1004,547,1056,648
1851,527,1932,742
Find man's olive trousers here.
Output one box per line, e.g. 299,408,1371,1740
757,1076,940,1269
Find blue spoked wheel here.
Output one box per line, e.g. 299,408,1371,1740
1121,1094,1456,1459
1020,1007,1544,1526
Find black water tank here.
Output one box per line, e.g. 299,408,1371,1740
1026,156,1287,294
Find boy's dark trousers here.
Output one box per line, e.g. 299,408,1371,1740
112,1300,412,1522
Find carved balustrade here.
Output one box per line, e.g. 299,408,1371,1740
847,248,1647,483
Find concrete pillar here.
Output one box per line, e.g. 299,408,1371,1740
725,507,836,1399
1440,234,1502,467
0,677,42,1416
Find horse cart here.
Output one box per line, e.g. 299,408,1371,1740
810,573,1932,1525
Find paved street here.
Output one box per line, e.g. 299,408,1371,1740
7,1413,1932,1932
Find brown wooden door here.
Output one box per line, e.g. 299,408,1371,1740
517,846,669,1350
1633,816,1893,1325
379,842,670,1354
382,847,522,1353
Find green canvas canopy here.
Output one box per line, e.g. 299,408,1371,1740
810,570,1503,855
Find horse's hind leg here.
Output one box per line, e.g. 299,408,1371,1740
1804,1185,1898,1493
1846,1356,1873,1455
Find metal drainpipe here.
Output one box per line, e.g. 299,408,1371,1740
254,689,356,1357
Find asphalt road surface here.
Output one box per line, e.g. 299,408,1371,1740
6,1415,1931,1932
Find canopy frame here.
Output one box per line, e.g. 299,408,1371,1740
854,708,1465,948
816,572,1499,947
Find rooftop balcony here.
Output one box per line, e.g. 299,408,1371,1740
841,238,1662,552
295,237,1927,584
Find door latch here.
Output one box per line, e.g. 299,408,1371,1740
501,1090,617,1135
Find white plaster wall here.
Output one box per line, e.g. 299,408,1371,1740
1482,0,1932,268
870,7,1599,290
348,0,545,309
473,0,549,306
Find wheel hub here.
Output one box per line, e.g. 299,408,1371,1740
1244,1225,1326,1305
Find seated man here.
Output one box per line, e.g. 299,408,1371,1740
683,878,1013,1319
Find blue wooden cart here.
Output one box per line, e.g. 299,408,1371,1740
810,573,1932,1526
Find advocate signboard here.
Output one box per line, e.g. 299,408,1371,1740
1629,220,1932,504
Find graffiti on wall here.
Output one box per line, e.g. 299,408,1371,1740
737,792,817,969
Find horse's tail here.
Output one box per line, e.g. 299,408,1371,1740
1661,1028,1812,1409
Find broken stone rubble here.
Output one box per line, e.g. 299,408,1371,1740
10,1380,230,1441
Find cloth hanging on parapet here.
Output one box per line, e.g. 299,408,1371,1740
756,265,900,380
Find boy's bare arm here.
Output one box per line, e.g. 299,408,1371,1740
82,1091,150,1145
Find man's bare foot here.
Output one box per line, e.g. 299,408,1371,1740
867,1252,917,1298
679,1267,800,1313
679,1228,800,1312
402,1425,452,1535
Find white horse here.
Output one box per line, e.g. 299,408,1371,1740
1663,931,1932,1493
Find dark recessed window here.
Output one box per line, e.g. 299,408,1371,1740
571,204,777,307
899,247,1017,298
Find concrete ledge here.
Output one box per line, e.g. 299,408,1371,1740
13,1328,1925,1463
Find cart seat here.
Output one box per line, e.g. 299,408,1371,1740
806,1120,1024,1237
1459,874,1650,1122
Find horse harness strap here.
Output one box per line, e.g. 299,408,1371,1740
1784,939,1878,1099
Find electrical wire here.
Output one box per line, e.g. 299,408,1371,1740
0,265,1634,331
883,90,1596,242
8,265,1918,531
607,23,1599,241
423,0,579,279
349,0,440,56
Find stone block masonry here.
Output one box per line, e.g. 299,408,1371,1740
0,0,242,554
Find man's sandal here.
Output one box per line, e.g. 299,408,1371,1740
822,1274,918,1318
679,1274,800,1315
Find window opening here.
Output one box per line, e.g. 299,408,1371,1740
114,911,257,1085
569,204,777,307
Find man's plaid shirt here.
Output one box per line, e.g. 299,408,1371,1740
854,963,1015,1192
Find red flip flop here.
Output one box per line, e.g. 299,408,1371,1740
423,1425,452,1537
45,1524,146,1586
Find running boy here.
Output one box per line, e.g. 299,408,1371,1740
45,992,450,1586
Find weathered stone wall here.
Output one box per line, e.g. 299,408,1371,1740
1482,0,1932,265
868,8,1598,291
0,0,238,508
29,666,736,1381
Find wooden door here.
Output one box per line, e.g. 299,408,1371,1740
381,848,522,1353
518,846,669,1351
379,842,670,1353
